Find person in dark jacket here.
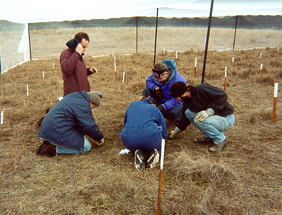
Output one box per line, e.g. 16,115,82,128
169,82,235,152
142,59,187,123
36,90,104,157
60,32,98,97
119,97,168,170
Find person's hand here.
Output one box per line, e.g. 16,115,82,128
154,87,163,101
75,43,83,55
168,127,181,139
96,138,104,145
89,67,98,74
195,108,214,122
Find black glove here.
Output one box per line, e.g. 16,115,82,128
154,87,163,102
157,105,165,113
66,39,79,51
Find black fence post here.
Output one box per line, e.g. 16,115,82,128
153,8,159,66
233,16,239,50
201,0,214,84
136,17,139,53
28,23,32,60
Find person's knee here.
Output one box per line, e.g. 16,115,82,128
142,87,151,97
194,118,202,127
185,109,195,121
166,105,182,122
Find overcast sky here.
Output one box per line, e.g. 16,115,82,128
1,0,282,23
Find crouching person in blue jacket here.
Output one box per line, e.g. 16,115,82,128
142,59,187,123
119,97,168,170
36,90,104,157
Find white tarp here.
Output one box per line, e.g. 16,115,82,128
17,23,30,62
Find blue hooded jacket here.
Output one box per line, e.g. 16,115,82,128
146,59,187,111
38,90,103,150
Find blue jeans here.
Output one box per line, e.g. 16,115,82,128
142,87,182,122
185,109,235,144
52,137,92,154
119,125,164,155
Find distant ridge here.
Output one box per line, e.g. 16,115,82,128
1,15,281,31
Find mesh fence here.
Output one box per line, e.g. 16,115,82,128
1,12,282,73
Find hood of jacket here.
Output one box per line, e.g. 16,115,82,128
153,59,177,85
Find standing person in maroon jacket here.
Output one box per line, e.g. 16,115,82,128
60,32,98,97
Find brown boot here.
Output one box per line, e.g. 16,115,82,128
39,141,56,157
36,141,47,155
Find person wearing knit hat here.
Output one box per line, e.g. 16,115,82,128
37,90,104,157
142,59,187,123
169,82,235,152
87,91,104,107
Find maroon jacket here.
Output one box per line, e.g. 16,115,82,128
60,48,92,97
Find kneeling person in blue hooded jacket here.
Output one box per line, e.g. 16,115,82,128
142,59,187,123
119,97,168,170
37,90,104,157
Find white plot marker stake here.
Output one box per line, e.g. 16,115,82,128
26,84,29,103
0,111,3,140
272,83,279,123
121,71,125,101
194,57,197,77
260,63,263,74
157,139,165,215
224,67,227,91
114,63,117,81
1,111,3,125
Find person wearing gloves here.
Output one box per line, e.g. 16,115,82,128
169,81,235,152
142,59,187,123
119,96,168,170
60,32,98,97
36,90,104,157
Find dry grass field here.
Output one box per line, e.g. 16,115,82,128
0,27,282,214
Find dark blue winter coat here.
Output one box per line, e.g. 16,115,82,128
146,59,187,112
39,90,103,150
119,99,168,154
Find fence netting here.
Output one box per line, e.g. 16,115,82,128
1,9,281,73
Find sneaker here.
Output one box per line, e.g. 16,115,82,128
193,136,213,144
134,150,145,170
40,141,56,157
145,149,159,169
209,139,227,152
